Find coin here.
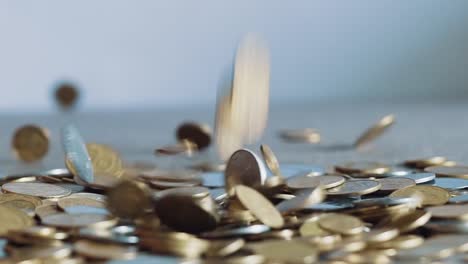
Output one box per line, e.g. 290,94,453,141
382,209,432,232
74,240,137,260
278,128,321,143
390,185,450,206
86,143,124,178
318,213,365,235
361,228,399,243
399,172,436,184
106,180,153,219
299,217,329,237
276,187,325,213
260,144,281,176
396,235,468,260
0,205,34,235
404,156,447,169
376,235,424,249
249,239,317,264
35,204,62,220
335,161,390,175
206,238,245,257
234,185,284,228
62,124,94,183
327,179,381,196
430,177,468,189
425,165,468,179
55,82,79,109
354,114,395,148
377,177,416,193
12,125,49,162
450,193,468,204
224,149,266,193
42,213,116,229
426,204,468,220
0,194,42,207
176,122,212,151
2,182,71,198
287,174,345,190
57,196,107,215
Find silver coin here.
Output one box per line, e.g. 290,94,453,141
449,194,468,204
303,201,354,211
200,224,270,239
429,178,468,189
201,172,224,188
61,124,94,183
224,149,266,192
353,196,418,207
108,253,195,264
41,168,72,178
278,164,326,178
79,226,139,245
276,187,325,213
327,180,381,196
400,173,436,184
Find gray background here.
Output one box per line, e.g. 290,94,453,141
1,1,468,112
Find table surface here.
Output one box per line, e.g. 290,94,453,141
1,101,467,176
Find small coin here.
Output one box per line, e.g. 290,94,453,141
106,180,153,219
335,161,390,175
2,182,71,198
276,187,325,213
55,82,79,109
354,114,395,148
62,124,94,183
0,205,34,236
249,239,317,264
260,144,281,176
318,213,365,235
41,213,116,229
225,149,266,193
12,125,49,162
278,128,321,143
377,177,416,193
390,185,450,206
382,209,431,232
425,165,468,179
86,143,124,178
235,185,284,228
176,122,212,151
287,174,345,190
327,179,381,196
74,240,137,260
399,172,436,184
426,204,468,220
361,228,399,243
404,156,448,169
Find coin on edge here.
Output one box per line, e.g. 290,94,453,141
225,149,266,193
354,114,395,149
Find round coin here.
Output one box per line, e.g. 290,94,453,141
176,122,212,151
249,239,317,264
2,182,71,198
12,125,49,162
225,149,266,194
327,179,381,196
426,204,468,220
234,185,284,228
276,187,325,213
390,185,450,206
354,114,395,148
74,240,137,260
430,177,468,189
287,174,345,190
278,128,321,143
55,82,79,109
260,144,281,176
0,205,34,235
400,172,436,184
86,143,124,179
318,213,365,235
335,161,390,175
42,213,116,229
377,177,416,193
425,165,468,179
0,193,42,207
106,180,153,219
383,209,431,232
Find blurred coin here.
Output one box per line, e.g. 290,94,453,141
12,125,49,162
361,227,399,243
235,185,284,228
205,238,245,257
201,172,224,188
424,219,468,233
377,177,416,193
404,156,447,169
426,204,468,220
399,172,435,184
299,217,329,237
0,205,34,235
287,174,345,190
450,193,468,204
335,161,390,175
396,235,468,260
0,193,42,207
382,209,431,232
55,83,79,109
35,204,61,220
318,213,365,235
327,179,381,196
390,185,449,206
74,240,137,260
176,122,212,151
279,128,320,143
225,149,266,193
200,224,270,239
276,187,325,214
425,165,468,179
279,164,326,178
2,182,71,198
430,177,468,189
375,235,424,249
260,144,281,176
249,240,317,264
86,143,124,178
106,180,153,219
42,213,116,229
354,114,395,149
62,125,94,183
155,140,197,156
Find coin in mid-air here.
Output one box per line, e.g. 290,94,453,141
354,114,395,149
278,128,321,144
176,122,212,151
12,125,49,162
55,82,79,109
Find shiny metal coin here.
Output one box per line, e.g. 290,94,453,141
62,124,94,183
224,149,266,193
400,172,436,184
200,224,270,239
429,177,468,189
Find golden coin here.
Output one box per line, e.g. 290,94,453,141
396,234,468,260
55,82,79,108
176,122,212,151
361,228,399,243
260,144,281,176
426,204,468,220
335,161,390,175
139,231,209,258
327,179,381,196
276,187,325,213
2,200,36,216
299,217,329,237
278,128,321,143
404,156,447,169
86,143,124,178
249,239,317,264
12,125,49,162
9,244,73,262
206,238,245,257
106,180,153,219
318,213,364,235
376,235,424,249
35,204,61,220
2,182,71,198
377,177,416,193
382,209,431,232
0,205,34,236
287,174,345,190
57,196,106,212
74,240,137,260
148,179,201,189
225,149,266,194
390,185,450,206
234,185,284,228
354,114,395,148
425,165,468,179
41,213,116,229
0,193,42,207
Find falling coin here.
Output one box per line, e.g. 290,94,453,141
390,185,450,206
55,82,79,109
425,165,468,179
354,114,395,149
12,125,49,162
278,128,321,144
176,122,212,151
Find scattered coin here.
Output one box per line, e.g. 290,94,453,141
12,125,49,162
62,124,94,183
390,185,450,206
279,128,321,143
0,205,34,235
74,240,137,260
399,172,436,184
426,204,468,220
354,114,395,149
2,182,72,198
276,187,325,213
106,180,153,219
382,209,432,232
55,82,79,109
327,179,381,196
318,213,365,235
425,165,468,179
430,177,468,189
377,177,416,193
287,174,345,190
335,161,390,175
176,122,212,151
404,156,448,169
41,213,116,229
260,144,281,176
224,149,266,193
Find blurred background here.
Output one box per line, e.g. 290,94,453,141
1,1,468,113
